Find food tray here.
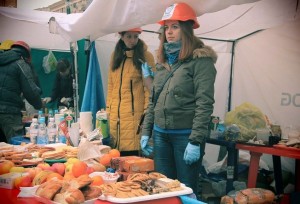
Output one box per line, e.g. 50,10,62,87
98,184,193,203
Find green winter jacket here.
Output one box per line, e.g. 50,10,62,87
141,45,217,144
0,50,42,114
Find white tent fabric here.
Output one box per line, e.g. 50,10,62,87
233,19,300,133
50,0,260,42
0,8,73,50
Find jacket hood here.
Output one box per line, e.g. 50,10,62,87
193,45,218,64
0,50,21,66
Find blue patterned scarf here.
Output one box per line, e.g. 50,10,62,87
164,41,182,65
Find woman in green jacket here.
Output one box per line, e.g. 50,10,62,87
140,3,217,197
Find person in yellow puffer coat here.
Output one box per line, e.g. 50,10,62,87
106,28,155,156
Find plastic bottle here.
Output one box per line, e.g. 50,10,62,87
57,116,66,144
29,118,39,144
37,110,44,121
37,117,48,145
48,109,54,124
47,117,57,144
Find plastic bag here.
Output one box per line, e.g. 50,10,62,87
224,102,267,141
42,50,57,74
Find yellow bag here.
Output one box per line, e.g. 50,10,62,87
224,102,267,141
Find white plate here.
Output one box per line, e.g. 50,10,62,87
98,184,193,203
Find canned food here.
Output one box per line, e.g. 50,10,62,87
96,110,109,138
210,116,220,131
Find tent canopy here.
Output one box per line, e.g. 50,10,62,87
1,0,260,48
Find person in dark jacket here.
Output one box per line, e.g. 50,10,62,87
43,59,74,109
0,40,43,143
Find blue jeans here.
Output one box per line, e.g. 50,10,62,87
153,130,203,194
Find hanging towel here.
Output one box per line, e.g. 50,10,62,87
81,42,106,127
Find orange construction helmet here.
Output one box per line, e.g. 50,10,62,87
118,27,142,34
158,3,200,29
11,41,31,62
11,41,31,53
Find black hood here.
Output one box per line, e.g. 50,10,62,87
0,50,21,66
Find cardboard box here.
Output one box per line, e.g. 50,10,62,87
111,156,140,171
123,158,154,173
0,172,27,189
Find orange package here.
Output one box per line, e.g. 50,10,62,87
110,156,141,171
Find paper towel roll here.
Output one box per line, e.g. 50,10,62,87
80,111,93,134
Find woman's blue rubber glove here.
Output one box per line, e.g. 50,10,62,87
183,142,200,165
140,135,153,156
141,63,154,78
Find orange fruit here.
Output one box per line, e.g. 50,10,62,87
109,149,120,158
99,154,112,167
91,175,104,186
46,172,63,181
63,172,75,181
72,161,88,178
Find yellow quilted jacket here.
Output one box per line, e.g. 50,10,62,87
106,46,155,151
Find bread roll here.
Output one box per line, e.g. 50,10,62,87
53,188,85,204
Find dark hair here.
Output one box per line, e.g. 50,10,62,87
157,20,204,64
57,59,70,72
111,34,146,71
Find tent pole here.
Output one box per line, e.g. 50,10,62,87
71,42,79,121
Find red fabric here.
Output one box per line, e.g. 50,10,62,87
1,188,182,204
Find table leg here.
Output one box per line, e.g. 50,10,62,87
296,159,300,192
247,152,263,188
226,147,238,193
272,155,283,194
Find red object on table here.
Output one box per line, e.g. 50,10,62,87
236,143,300,194
1,188,182,204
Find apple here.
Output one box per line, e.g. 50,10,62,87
14,175,32,188
26,167,42,179
65,163,73,174
85,166,95,174
52,163,66,176
0,161,15,175
37,163,50,170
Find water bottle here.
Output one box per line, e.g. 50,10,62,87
48,109,54,124
37,117,48,145
37,110,44,121
47,117,57,144
29,118,39,144
57,116,66,144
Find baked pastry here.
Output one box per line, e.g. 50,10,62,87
62,174,93,191
41,150,65,159
53,188,85,204
36,179,63,200
81,185,102,200
149,172,167,180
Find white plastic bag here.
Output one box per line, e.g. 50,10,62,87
42,50,57,74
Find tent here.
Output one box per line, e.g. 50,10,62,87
1,0,299,172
